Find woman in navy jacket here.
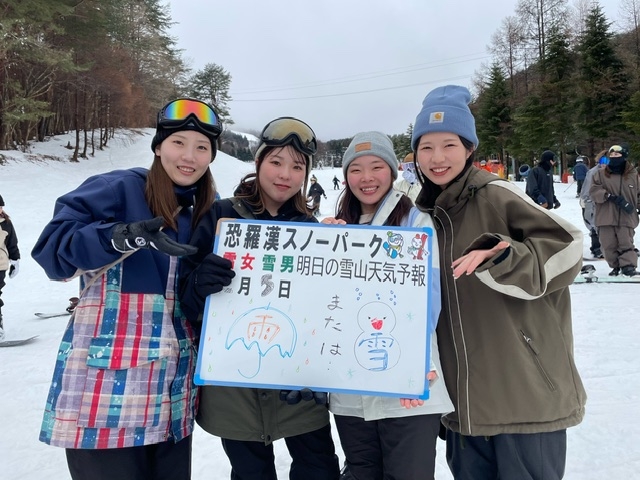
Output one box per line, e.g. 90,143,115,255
31,98,222,480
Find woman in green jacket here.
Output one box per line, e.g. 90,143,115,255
411,85,586,480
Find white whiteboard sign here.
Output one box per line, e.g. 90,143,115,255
194,219,434,398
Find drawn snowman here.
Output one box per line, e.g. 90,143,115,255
354,301,400,371
407,233,429,260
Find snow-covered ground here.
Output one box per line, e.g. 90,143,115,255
1,130,639,479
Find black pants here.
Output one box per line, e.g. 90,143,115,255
65,436,192,480
589,228,601,253
334,413,442,480
222,424,339,480
576,179,584,195
446,429,566,480
0,269,5,312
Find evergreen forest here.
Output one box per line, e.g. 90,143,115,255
2,0,640,170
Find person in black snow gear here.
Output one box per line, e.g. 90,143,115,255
307,174,327,216
526,150,561,209
0,194,20,341
573,156,589,197
332,175,341,190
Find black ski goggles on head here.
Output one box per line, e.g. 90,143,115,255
259,117,317,156
157,98,223,137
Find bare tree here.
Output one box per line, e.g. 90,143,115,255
489,16,528,92
516,0,569,65
620,0,640,70
568,0,597,45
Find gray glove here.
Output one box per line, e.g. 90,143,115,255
111,217,197,257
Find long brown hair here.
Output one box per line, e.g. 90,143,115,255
234,145,312,216
145,156,216,230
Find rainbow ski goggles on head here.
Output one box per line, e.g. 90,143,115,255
157,98,222,136
259,117,317,156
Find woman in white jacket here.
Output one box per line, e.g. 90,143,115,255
322,131,453,480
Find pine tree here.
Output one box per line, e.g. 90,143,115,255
577,4,630,155
539,24,578,169
476,63,511,160
186,63,233,128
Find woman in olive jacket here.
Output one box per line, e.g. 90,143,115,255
179,117,339,480
410,85,586,480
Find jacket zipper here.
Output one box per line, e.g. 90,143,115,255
520,330,556,391
435,208,474,435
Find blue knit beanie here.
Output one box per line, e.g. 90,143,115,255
411,85,479,150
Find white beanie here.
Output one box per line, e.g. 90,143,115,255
342,131,398,180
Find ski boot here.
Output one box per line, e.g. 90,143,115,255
66,297,79,314
580,264,598,283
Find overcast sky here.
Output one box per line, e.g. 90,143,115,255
167,0,623,141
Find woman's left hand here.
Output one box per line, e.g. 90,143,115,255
399,371,437,408
451,240,510,279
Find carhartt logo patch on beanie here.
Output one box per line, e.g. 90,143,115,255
342,131,398,180
411,85,479,150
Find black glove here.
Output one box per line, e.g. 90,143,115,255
111,217,197,257
279,388,328,405
194,253,236,298
608,194,635,214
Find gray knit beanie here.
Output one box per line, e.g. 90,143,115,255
342,131,398,180
411,85,479,150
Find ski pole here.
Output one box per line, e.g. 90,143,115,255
563,180,575,192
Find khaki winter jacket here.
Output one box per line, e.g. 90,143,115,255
418,167,586,436
589,166,640,228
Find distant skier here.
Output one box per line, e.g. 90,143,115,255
307,175,327,216
332,175,340,190
0,194,20,341
573,156,589,197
